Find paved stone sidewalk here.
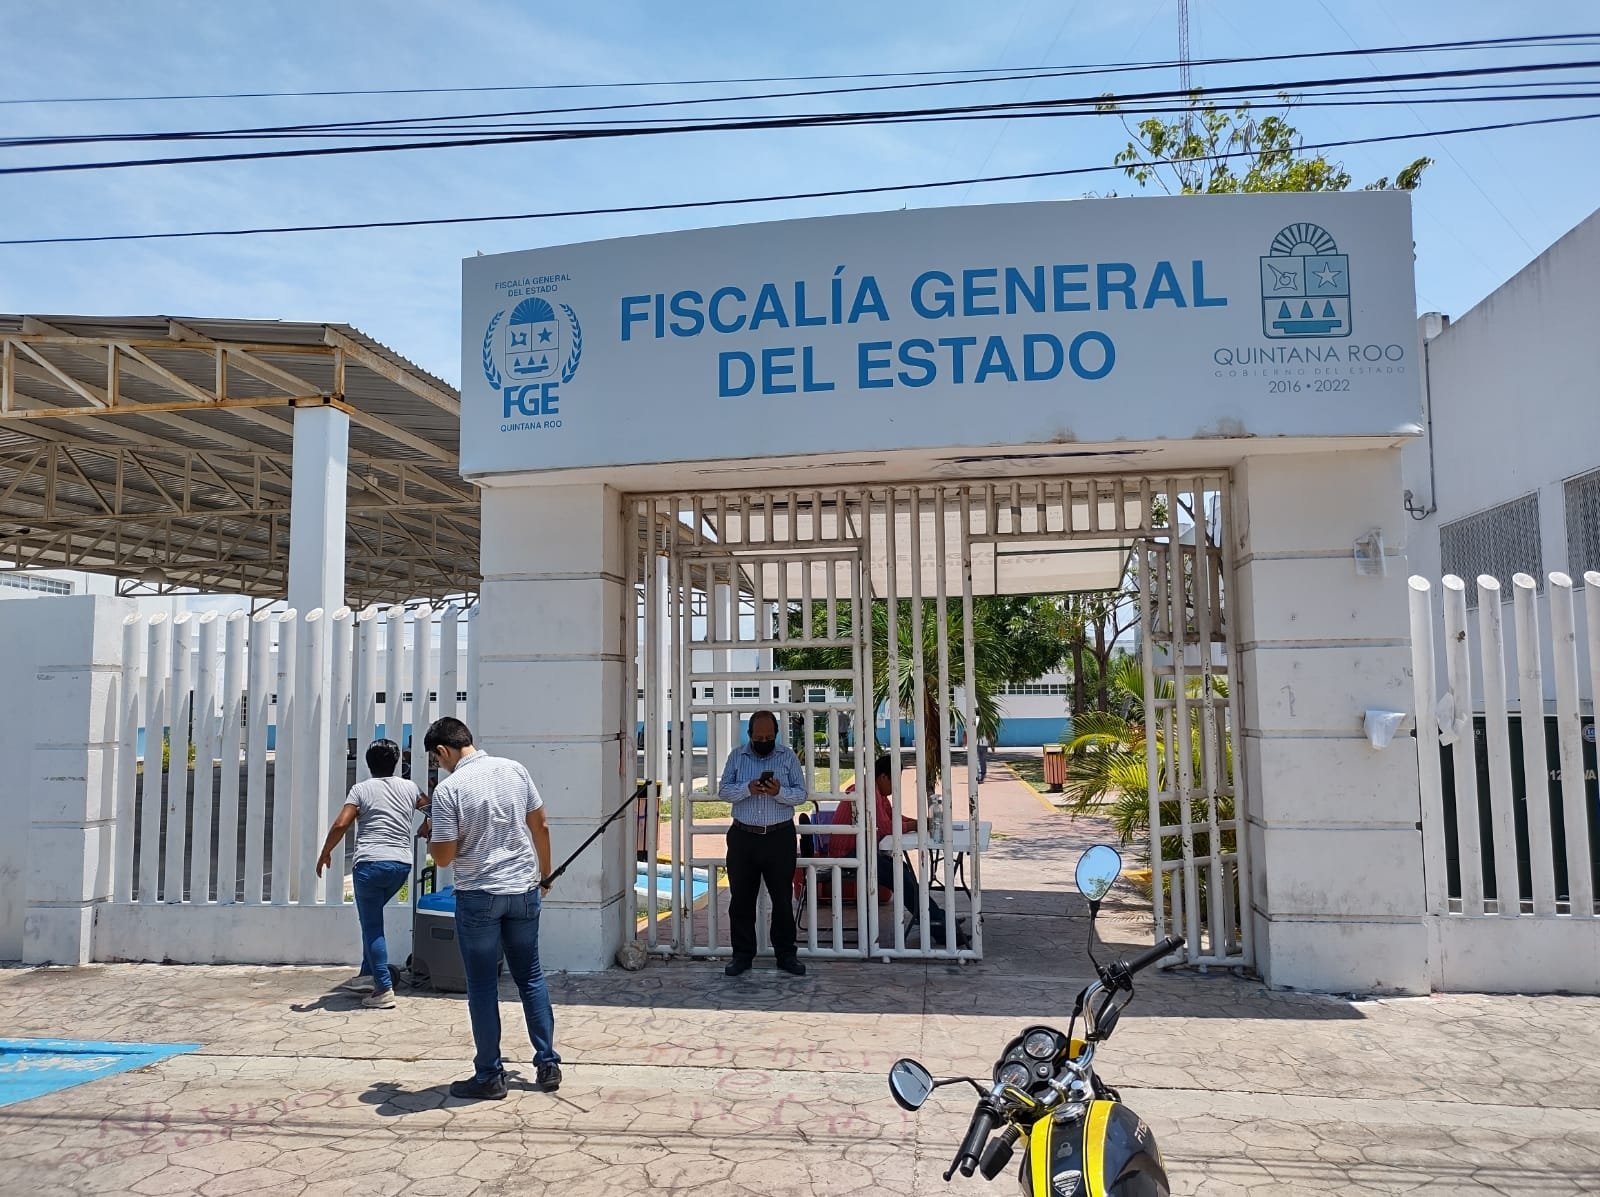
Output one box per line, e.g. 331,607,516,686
2,762,1597,1194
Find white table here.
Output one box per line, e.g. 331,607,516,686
879,820,993,897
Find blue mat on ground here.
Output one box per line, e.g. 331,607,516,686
0,1038,200,1108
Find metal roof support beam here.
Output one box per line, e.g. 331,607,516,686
324,327,458,417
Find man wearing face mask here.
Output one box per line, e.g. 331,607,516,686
717,709,809,977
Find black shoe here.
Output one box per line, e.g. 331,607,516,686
724,957,753,977
536,1062,563,1092
448,1073,507,1101
776,956,807,977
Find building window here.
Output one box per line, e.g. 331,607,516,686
1565,468,1600,579
1001,682,1068,696
773,685,783,700
457,691,468,703
730,684,760,701
0,573,72,595
1439,493,1542,606
806,687,828,703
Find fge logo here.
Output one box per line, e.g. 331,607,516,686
482,297,584,418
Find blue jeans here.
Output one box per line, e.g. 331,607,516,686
352,859,411,992
455,888,560,1082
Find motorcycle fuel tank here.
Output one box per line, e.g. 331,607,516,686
1022,1099,1169,1197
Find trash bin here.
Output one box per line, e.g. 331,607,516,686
1042,745,1067,792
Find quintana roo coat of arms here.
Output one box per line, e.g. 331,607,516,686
483,297,583,391
1260,222,1351,339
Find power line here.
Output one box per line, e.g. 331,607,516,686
5,32,1597,149
4,77,1595,147
4,108,1594,248
2,30,1591,107
2,55,1597,177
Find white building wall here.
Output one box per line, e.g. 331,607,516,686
1404,207,1600,705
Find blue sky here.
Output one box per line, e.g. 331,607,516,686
0,1,1595,384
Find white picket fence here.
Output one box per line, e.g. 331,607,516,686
96,604,477,964
1408,571,1600,992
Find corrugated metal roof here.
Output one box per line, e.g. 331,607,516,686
0,314,477,606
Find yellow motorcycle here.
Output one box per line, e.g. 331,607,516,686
888,844,1183,1196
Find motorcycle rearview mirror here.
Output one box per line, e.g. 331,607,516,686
1074,844,1123,907
888,1058,936,1111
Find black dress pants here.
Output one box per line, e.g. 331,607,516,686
726,822,797,961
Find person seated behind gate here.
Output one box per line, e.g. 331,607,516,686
824,756,968,949
315,739,427,1009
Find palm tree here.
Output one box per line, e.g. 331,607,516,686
1058,654,1234,869
777,595,1064,785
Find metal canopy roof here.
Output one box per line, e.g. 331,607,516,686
0,314,476,608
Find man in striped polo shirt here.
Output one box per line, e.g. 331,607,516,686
423,717,561,1101
717,709,809,977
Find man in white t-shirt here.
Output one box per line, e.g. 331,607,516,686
316,739,426,1009
423,717,560,1101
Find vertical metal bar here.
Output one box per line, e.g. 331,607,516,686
465,605,481,735
1138,542,1167,945
296,610,326,904
825,551,838,640
1215,476,1251,964
959,488,982,959
272,611,298,906
166,614,194,902
1477,578,1523,915
115,614,142,903
138,611,166,902
217,612,246,904
356,607,379,776
244,610,272,904
1441,576,1485,914
190,612,219,904
907,487,933,947
857,497,878,957
1166,483,1200,953
383,604,404,752
439,606,461,720
933,486,956,953
411,606,435,788
1191,500,1224,953
327,608,354,905
801,554,813,640
1408,579,1449,925
1546,573,1594,918
1515,574,1559,897
885,489,908,952
1584,571,1600,913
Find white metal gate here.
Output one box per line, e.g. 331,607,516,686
629,477,1236,963
1136,477,1251,969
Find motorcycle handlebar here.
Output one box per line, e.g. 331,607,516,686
946,1102,999,1180
1123,935,1185,977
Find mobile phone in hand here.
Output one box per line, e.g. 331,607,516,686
759,770,775,785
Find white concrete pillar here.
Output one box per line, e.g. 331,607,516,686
1231,449,1427,993
287,403,350,615
0,595,133,963
477,482,630,971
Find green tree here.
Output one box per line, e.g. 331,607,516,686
1099,93,1431,195
1058,654,1232,870
777,595,1066,782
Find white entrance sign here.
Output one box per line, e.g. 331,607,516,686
460,192,1418,478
